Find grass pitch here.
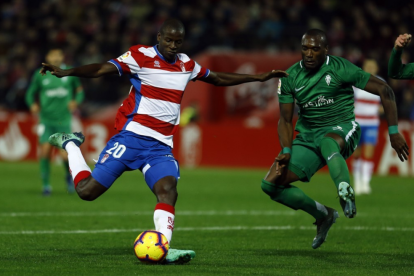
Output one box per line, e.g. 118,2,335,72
0,161,413,276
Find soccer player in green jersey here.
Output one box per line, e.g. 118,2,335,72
388,33,413,79
261,29,409,249
25,48,85,196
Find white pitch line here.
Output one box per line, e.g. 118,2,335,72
0,210,296,217
1,225,414,235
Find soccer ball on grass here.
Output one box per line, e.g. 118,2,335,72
134,230,169,264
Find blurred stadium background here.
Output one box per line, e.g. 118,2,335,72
0,0,413,175
1,1,414,275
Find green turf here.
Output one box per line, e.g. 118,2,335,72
1,161,414,276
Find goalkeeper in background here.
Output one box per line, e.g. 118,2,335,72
25,48,84,196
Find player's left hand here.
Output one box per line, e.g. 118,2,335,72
40,63,67,78
68,100,77,112
390,133,409,162
275,153,291,175
258,70,288,82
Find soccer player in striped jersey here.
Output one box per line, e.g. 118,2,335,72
261,29,409,250
389,33,413,79
41,19,287,264
352,59,384,195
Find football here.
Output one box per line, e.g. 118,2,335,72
133,231,169,264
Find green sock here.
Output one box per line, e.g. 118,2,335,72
320,137,351,190
261,180,328,220
40,158,50,189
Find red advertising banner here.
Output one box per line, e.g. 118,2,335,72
1,112,413,176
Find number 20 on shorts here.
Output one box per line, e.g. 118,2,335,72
106,142,126,158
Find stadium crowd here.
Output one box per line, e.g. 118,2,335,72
0,0,413,119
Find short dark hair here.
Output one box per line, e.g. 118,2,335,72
159,18,185,35
303,29,328,46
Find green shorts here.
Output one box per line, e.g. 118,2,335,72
37,123,71,144
287,121,361,182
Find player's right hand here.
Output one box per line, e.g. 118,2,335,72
40,63,67,78
390,133,409,162
275,153,291,176
394,34,412,50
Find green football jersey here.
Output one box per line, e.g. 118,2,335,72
278,55,371,133
388,48,414,79
26,66,82,125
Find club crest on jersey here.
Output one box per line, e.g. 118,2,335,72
180,62,185,72
325,74,332,86
100,153,109,163
117,51,130,62
154,60,161,68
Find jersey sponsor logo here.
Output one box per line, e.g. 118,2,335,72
117,51,131,62
302,95,334,108
154,60,161,68
333,126,343,131
277,79,282,94
180,61,185,72
327,152,338,160
295,85,305,92
45,88,69,97
325,74,332,86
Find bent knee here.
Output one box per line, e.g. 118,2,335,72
261,179,284,200
76,186,96,201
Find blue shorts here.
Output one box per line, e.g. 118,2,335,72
359,125,379,145
91,131,180,190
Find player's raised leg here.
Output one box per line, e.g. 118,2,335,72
262,161,338,249
145,162,195,264
49,132,108,201
320,133,356,218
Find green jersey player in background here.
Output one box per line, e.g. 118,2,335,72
25,48,84,196
388,33,413,79
261,29,409,249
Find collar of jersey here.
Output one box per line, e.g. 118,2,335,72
154,45,177,64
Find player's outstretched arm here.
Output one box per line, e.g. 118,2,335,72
364,75,409,161
40,63,118,78
388,33,413,79
275,102,295,175
200,70,288,86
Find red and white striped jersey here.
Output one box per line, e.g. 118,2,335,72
108,45,210,147
353,76,384,126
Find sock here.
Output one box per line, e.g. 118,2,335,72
65,142,91,187
320,137,350,190
361,159,374,190
153,203,175,244
63,160,70,178
353,158,362,191
261,180,328,220
40,158,50,189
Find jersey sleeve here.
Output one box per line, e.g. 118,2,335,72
337,58,371,89
190,61,210,81
388,48,414,79
108,47,142,76
25,72,40,107
277,76,294,104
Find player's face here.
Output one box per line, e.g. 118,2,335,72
45,49,64,67
157,29,185,62
301,35,328,70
